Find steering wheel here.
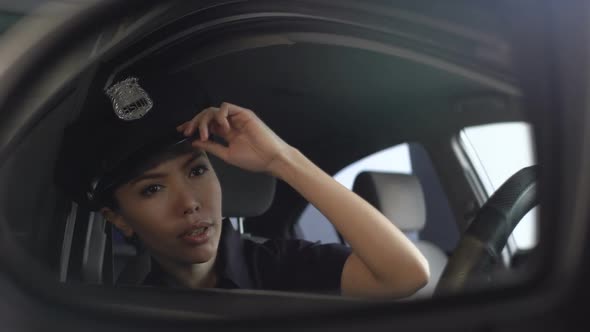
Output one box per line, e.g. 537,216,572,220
434,165,538,296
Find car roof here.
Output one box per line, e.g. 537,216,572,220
65,1,523,237
0,1,525,241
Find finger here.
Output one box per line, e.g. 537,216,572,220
184,107,211,136
198,110,217,141
214,106,230,133
186,107,217,136
198,118,209,141
184,110,206,136
176,122,188,132
180,116,197,136
177,118,197,132
220,102,246,115
219,102,256,130
192,139,229,161
185,120,197,136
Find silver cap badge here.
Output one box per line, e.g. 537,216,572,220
105,77,153,121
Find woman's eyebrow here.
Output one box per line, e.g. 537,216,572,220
182,151,205,169
129,172,167,185
129,151,205,185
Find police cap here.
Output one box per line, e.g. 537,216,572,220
55,70,210,210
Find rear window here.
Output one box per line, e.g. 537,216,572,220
296,143,412,244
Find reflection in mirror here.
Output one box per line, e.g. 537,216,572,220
0,0,542,310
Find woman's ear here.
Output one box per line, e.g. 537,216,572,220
100,207,134,237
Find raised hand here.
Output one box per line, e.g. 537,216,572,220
176,102,291,175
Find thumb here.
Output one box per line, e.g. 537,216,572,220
192,139,229,161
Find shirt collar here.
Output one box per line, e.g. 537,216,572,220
215,218,255,289
142,219,254,289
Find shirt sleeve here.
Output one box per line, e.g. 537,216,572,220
262,239,352,294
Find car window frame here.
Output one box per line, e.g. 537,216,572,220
0,0,580,326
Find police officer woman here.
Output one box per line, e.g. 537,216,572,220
55,72,429,297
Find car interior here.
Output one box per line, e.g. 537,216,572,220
0,0,542,321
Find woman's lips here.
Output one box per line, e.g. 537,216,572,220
179,223,213,245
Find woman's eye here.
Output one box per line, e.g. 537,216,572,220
189,165,208,177
140,184,163,197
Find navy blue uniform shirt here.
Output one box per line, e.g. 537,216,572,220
140,219,352,294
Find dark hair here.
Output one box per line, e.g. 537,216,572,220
98,140,206,210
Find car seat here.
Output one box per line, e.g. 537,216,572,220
352,171,448,299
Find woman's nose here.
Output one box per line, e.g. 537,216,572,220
183,203,200,215
176,182,201,215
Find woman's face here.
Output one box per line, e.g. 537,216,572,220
103,149,223,266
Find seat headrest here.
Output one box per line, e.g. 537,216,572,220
352,172,425,231
209,155,276,217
